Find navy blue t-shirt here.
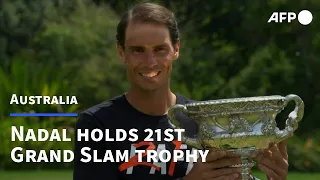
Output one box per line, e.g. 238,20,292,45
73,93,198,180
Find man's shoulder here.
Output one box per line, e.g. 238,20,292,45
175,93,196,104
77,94,125,124
83,94,124,114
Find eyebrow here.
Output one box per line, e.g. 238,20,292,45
154,44,168,49
127,44,169,50
127,46,144,50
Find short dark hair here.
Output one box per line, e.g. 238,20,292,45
116,2,180,48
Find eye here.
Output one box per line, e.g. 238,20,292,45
154,47,166,52
131,48,144,53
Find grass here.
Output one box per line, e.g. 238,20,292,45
0,170,319,180
0,170,72,180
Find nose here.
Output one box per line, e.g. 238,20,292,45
146,52,157,67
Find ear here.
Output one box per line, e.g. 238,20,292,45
173,40,180,60
117,44,126,63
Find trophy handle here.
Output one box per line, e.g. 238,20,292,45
168,104,203,149
275,94,304,143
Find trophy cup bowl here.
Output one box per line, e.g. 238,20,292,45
168,94,304,180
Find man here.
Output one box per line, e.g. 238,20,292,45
73,2,288,180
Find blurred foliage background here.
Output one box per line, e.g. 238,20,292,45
0,0,319,174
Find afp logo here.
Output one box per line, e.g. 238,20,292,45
268,10,313,25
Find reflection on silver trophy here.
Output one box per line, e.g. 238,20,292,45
168,94,304,180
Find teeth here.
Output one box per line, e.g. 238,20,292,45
141,72,158,77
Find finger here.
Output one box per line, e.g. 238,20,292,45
270,144,282,161
278,140,288,160
253,149,268,161
258,152,287,177
209,168,242,178
256,149,272,162
270,144,288,168
258,163,280,180
214,173,239,180
210,157,242,169
206,150,227,162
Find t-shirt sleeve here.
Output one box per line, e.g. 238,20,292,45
73,112,119,180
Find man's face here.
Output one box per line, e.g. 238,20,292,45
118,22,180,91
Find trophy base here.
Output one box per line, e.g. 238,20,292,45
226,147,259,180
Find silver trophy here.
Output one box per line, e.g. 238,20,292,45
168,94,304,180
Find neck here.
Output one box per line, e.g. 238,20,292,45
125,84,176,116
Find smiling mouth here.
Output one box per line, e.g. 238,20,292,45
139,71,161,78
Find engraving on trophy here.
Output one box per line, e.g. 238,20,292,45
167,94,304,180
228,115,253,133
260,112,277,136
200,123,216,139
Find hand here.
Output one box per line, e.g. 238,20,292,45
257,140,288,180
183,150,243,180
